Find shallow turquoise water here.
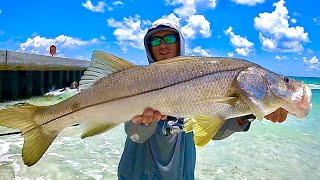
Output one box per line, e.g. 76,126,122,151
0,78,319,180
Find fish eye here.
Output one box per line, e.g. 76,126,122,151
283,76,290,83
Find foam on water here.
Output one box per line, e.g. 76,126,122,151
45,87,79,96
308,83,320,89
0,140,10,156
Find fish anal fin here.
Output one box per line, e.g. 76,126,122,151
192,115,224,147
79,51,136,91
81,123,118,139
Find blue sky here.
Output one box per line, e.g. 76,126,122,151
0,0,319,77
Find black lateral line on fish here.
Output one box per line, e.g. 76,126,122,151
36,67,247,128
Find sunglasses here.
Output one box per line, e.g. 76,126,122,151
149,34,179,46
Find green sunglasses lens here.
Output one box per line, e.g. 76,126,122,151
150,38,161,46
163,35,177,44
150,34,178,46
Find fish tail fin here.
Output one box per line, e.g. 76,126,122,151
0,106,58,166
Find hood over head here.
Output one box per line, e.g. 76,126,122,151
144,18,185,63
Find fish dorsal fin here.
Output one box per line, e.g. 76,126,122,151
79,51,136,90
184,115,224,147
153,56,196,65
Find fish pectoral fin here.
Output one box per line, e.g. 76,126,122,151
81,123,118,139
79,51,136,91
0,106,58,166
192,115,225,147
197,97,238,106
241,96,268,120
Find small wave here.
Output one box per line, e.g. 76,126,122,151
308,84,320,90
301,133,310,136
45,87,79,96
0,141,10,156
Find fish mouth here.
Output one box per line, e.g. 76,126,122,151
288,84,312,118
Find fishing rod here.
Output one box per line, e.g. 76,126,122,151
0,131,21,137
0,124,80,137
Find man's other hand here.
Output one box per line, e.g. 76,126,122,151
132,108,167,125
264,108,288,123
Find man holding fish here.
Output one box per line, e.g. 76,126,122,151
0,17,311,180
117,18,291,180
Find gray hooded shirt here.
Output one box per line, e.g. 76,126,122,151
117,18,252,180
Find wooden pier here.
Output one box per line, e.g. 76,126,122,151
0,50,90,102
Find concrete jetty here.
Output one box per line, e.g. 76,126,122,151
0,50,90,102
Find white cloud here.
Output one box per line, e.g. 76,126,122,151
308,66,319,71
163,1,213,40
112,1,124,6
302,57,307,62
19,35,98,55
107,15,151,51
291,18,297,24
209,0,218,8
174,4,196,18
165,0,217,18
313,17,320,25
225,26,254,56
164,13,182,25
235,48,250,56
181,15,211,39
309,56,319,64
165,0,182,6
0,9,2,14
303,56,319,71
307,49,314,54
191,46,212,56
165,0,196,18
106,1,213,52
228,52,234,57
231,0,265,6
254,0,309,53
275,55,287,60
82,0,106,13
225,27,253,47
292,12,300,16
100,35,106,40
258,33,277,50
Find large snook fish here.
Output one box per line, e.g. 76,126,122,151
0,51,312,166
